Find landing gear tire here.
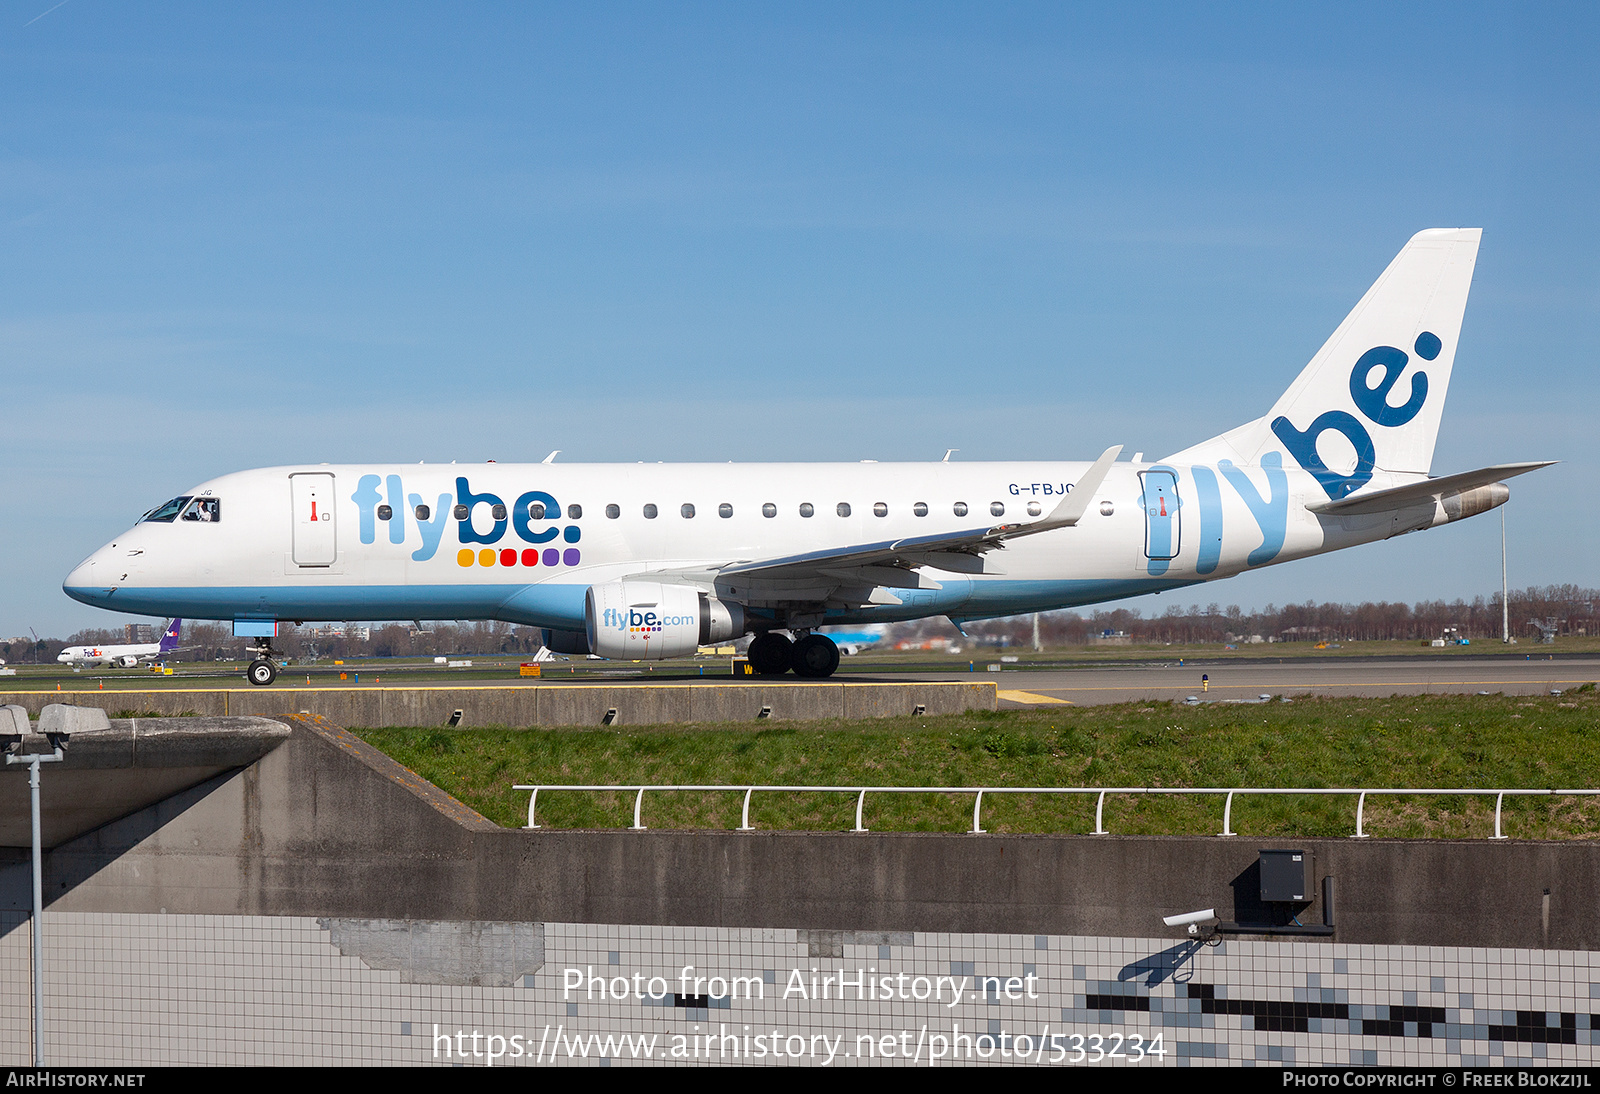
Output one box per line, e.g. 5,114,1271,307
747,632,793,676
790,634,840,679
247,658,278,687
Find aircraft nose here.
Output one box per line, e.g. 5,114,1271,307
63,551,115,606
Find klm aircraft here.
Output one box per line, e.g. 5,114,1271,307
64,230,1549,685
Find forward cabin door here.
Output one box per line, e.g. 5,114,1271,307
290,473,337,566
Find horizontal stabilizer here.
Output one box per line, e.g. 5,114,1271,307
1307,461,1554,516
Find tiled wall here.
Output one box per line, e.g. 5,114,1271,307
1,912,1595,1066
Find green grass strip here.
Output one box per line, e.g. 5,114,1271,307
355,690,1600,839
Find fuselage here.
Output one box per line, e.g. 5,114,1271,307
61,458,1437,633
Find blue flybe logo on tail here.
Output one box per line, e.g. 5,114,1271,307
1270,332,1441,500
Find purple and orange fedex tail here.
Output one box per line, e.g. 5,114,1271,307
159,619,183,654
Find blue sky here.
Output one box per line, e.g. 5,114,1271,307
3,3,1595,636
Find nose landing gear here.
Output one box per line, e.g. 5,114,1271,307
245,639,280,686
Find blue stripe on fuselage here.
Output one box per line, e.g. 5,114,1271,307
64,583,592,630
67,577,1199,630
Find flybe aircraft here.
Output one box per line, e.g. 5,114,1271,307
57,618,184,669
64,229,1549,685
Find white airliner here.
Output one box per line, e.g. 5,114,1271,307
64,229,1550,685
57,618,184,669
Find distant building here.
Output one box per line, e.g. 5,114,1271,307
125,624,154,644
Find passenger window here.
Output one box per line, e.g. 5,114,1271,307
453,504,469,520
953,502,968,517
990,502,1005,517
605,504,620,519
681,503,696,519
913,502,928,517
799,503,814,518
1027,501,1042,517
377,504,392,521
528,502,547,520
836,502,851,517
491,503,508,520
643,504,658,519
873,502,887,517
719,503,733,518
415,504,431,521
568,504,582,519
762,503,777,518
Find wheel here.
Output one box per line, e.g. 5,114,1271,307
790,634,840,679
747,632,793,675
247,658,278,686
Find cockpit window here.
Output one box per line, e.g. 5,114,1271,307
181,498,221,523
141,496,192,523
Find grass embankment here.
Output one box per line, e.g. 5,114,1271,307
357,690,1600,840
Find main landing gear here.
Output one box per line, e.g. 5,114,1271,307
245,640,279,687
747,632,840,679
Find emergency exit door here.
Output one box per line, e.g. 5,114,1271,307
291,473,337,566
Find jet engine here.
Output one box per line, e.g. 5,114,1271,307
118,656,141,668
584,580,745,660
1439,483,1509,523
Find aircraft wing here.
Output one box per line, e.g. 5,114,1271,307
719,445,1122,580
1305,461,1554,516
631,446,1123,605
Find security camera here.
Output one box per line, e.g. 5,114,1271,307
1162,908,1219,936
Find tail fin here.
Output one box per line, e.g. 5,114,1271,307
159,618,182,653
1164,229,1482,498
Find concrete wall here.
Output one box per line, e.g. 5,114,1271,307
8,715,1596,951
0,680,994,727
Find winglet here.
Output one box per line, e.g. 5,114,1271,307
1030,445,1122,532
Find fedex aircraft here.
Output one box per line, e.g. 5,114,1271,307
63,229,1549,686
57,618,184,669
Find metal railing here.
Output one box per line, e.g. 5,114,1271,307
510,783,1600,839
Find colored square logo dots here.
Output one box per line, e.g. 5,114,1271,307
458,547,581,567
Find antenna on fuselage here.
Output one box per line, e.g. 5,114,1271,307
542,451,560,464
942,449,958,462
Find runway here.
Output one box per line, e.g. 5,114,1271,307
917,655,1600,707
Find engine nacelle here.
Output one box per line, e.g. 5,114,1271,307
119,655,141,668
584,581,745,660
1439,482,1510,523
